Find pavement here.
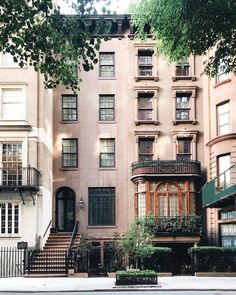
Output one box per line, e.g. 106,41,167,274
0,276,236,293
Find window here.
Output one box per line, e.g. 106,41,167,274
138,138,154,161
138,50,153,76
176,138,192,161
175,57,190,76
99,95,115,121
216,60,229,83
176,94,191,120
88,187,115,226
0,88,25,120
2,143,22,186
99,53,115,77
221,224,236,248
138,93,153,121
62,95,77,121
100,139,115,167
0,52,19,67
217,154,230,190
217,101,229,135
0,203,19,235
172,87,197,124
62,139,78,168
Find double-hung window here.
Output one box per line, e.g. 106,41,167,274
176,94,191,120
217,101,229,135
100,139,115,168
216,60,229,83
62,95,77,121
88,187,115,226
176,138,192,161
99,53,115,77
138,93,153,121
138,138,154,161
138,50,153,76
176,57,190,76
62,139,78,168
217,154,230,190
99,95,115,121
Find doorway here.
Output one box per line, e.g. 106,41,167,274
56,187,75,232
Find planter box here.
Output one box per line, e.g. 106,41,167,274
116,274,158,285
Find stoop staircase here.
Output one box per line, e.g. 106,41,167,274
26,224,81,277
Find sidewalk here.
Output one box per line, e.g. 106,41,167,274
1,276,236,292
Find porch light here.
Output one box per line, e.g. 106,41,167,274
79,197,84,209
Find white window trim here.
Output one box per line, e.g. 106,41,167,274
172,131,198,161
172,86,197,125
0,84,26,122
0,202,21,237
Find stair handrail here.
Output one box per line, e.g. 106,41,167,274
43,219,52,238
67,221,79,256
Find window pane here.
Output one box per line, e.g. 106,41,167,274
217,154,230,189
1,89,24,120
100,54,115,77
217,102,229,135
88,188,115,226
62,95,77,121
138,51,153,76
62,139,78,167
0,203,19,234
100,139,115,167
138,139,154,161
99,96,115,121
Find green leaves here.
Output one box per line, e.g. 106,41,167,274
0,0,112,91
132,0,236,76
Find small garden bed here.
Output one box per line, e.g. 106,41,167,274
116,270,158,285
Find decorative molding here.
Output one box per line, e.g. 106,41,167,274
0,125,32,131
206,133,236,148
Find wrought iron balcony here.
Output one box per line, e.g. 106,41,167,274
131,160,201,179
202,164,236,208
146,216,202,235
0,166,40,191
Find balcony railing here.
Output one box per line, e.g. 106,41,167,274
202,164,236,208
0,166,40,190
146,216,202,235
131,160,201,177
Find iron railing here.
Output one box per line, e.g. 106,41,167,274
0,166,40,189
132,160,201,177
202,163,236,208
0,247,27,278
65,221,79,274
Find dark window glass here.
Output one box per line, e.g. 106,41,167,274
138,50,153,76
176,138,191,161
138,138,154,161
88,187,115,226
100,139,115,167
176,57,190,76
99,95,115,121
138,93,153,121
176,94,191,120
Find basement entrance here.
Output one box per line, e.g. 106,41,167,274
56,187,75,232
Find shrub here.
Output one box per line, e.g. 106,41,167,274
144,247,173,272
188,246,236,272
116,270,156,276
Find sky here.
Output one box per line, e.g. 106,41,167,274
56,0,132,14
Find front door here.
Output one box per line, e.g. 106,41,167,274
56,187,75,232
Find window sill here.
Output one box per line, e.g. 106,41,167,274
172,76,196,81
60,168,79,171
98,121,116,124
135,120,159,126
87,225,117,229
0,235,21,238
98,167,117,171
172,120,197,125
214,79,231,88
60,121,78,124
98,77,116,80
134,76,159,82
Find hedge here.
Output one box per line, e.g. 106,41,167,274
116,270,156,276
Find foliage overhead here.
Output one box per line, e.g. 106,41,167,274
0,0,113,91
132,0,236,76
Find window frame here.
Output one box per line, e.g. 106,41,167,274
217,101,230,136
88,187,115,226
62,138,78,168
176,138,192,161
0,202,20,236
172,86,197,125
216,60,230,84
99,95,115,121
99,53,115,78
99,138,115,168
61,94,78,122
172,131,198,161
138,50,153,77
138,137,154,161
172,55,196,81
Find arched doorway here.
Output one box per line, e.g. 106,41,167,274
56,187,75,232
